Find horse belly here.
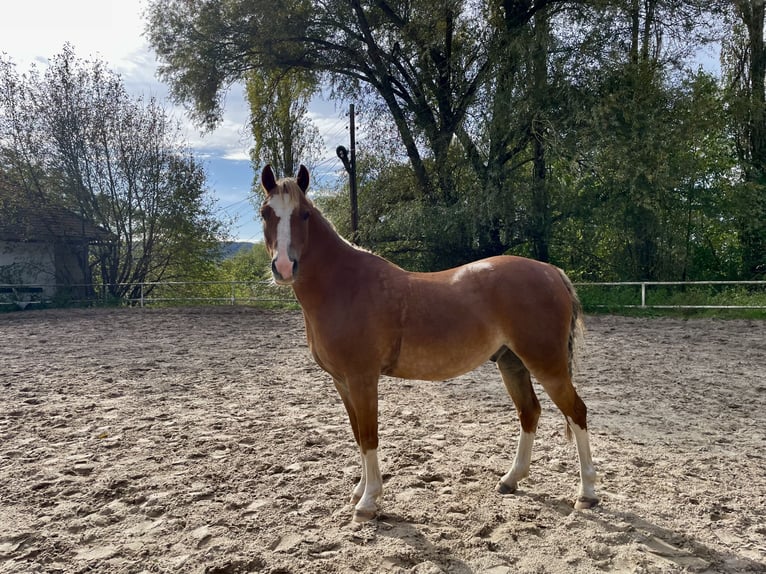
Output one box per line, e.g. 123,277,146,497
388,328,503,381
387,356,488,381
385,276,508,380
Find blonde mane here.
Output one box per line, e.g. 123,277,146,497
276,177,312,207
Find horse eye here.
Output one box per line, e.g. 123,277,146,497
260,206,271,220
301,211,310,221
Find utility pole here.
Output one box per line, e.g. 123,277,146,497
336,103,359,244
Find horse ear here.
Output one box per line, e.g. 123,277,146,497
261,164,277,194
296,164,310,194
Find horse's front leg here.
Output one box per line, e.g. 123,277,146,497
347,374,382,522
351,451,367,504
353,445,382,522
334,376,382,521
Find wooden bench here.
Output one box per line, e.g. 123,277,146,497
0,286,45,309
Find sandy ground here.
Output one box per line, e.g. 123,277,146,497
0,306,764,574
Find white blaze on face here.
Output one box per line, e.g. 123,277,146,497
268,192,297,281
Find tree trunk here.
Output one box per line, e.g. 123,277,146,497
735,0,766,276
530,8,551,262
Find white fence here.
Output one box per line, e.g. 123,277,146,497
0,280,297,309
123,281,298,308
1,280,765,310
574,281,766,310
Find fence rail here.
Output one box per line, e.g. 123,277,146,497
1,280,765,310
0,280,297,309
575,281,766,310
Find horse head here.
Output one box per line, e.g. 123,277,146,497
260,164,311,285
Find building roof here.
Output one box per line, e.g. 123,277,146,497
0,205,113,243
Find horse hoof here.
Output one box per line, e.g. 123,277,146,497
496,481,517,495
352,508,377,523
574,496,599,510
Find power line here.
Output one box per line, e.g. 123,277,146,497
215,196,255,213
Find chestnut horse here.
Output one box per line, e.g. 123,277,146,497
259,164,598,522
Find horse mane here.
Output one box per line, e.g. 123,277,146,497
275,174,381,260
275,177,312,206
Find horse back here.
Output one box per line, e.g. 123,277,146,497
392,255,574,379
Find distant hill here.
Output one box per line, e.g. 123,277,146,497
219,241,256,259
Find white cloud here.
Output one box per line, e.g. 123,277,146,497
0,0,252,157
1,1,147,68
182,85,255,161
0,0,346,239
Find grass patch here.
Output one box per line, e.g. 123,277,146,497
577,282,766,319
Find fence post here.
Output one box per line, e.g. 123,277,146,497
140,283,144,308
230,282,235,305
641,283,646,308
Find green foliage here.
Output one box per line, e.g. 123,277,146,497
245,68,323,179
720,1,766,278
0,46,227,302
144,0,765,283
576,284,645,312
550,64,739,282
218,243,272,282
318,150,502,272
577,282,766,319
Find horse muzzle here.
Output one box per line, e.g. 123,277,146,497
272,256,298,285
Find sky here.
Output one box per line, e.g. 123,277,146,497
0,0,351,242
1,2,722,242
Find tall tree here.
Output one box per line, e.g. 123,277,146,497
542,0,729,280
145,0,548,202
0,46,226,299
246,68,323,178
723,0,766,277
145,0,744,281
529,7,552,261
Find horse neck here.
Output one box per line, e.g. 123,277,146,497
292,210,359,302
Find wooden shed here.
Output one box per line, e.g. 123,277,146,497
0,205,112,305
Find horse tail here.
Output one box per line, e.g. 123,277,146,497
557,266,585,441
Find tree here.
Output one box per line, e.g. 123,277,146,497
565,64,737,280
723,0,766,277
246,68,324,178
145,0,550,202
145,0,747,282
218,242,271,282
0,46,226,300
531,0,734,281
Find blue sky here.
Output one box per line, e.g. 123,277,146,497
2,2,721,242
0,0,350,242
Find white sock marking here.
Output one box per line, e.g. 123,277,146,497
501,430,535,489
352,451,366,501
355,448,382,515
567,417,597,501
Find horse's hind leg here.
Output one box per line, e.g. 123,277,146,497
536,372,598,509
495,347,541,495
